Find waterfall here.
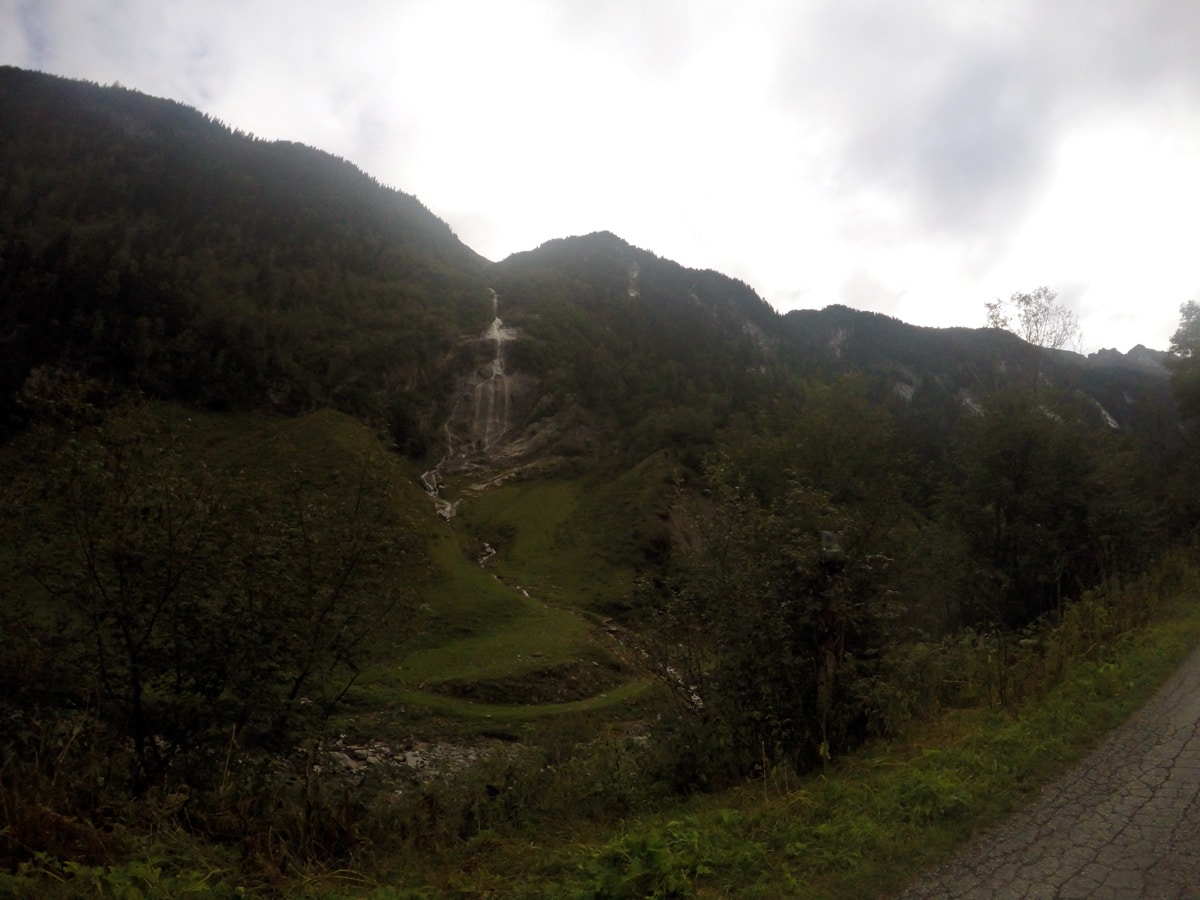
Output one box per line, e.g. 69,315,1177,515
474,289,512,449
420,289,517,519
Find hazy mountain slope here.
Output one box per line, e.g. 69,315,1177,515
782,305,1179,458
0,66,489,439
481,232,789,453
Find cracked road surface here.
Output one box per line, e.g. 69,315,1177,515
900,643,1200,898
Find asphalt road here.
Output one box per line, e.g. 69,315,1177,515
900,643,1200,898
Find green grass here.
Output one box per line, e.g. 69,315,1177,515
350,503,649,740
158,406,641,705
163,404,394,478
336,464,670,740
410,580,1200,898
150,406,656,742
411,526,548,645
458,478,637,614
2,402,650,744
391,677,655,722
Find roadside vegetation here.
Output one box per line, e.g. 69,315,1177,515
3,537,1197,897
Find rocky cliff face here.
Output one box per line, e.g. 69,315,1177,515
420,290,598,513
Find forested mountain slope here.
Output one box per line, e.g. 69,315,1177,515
0,66,1179,468
782,304,1180,461
0,65,488,443
1,66,1186,625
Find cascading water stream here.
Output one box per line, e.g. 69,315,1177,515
474,289,513,449
420,289,515,519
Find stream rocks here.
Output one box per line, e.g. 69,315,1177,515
314,735,505,789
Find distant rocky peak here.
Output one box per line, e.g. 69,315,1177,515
1088,345,1170,376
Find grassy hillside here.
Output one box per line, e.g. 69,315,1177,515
0,396,653,732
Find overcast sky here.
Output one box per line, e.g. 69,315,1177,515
5,0,1200,352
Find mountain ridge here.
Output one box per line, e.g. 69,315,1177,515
0,65,1182,475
